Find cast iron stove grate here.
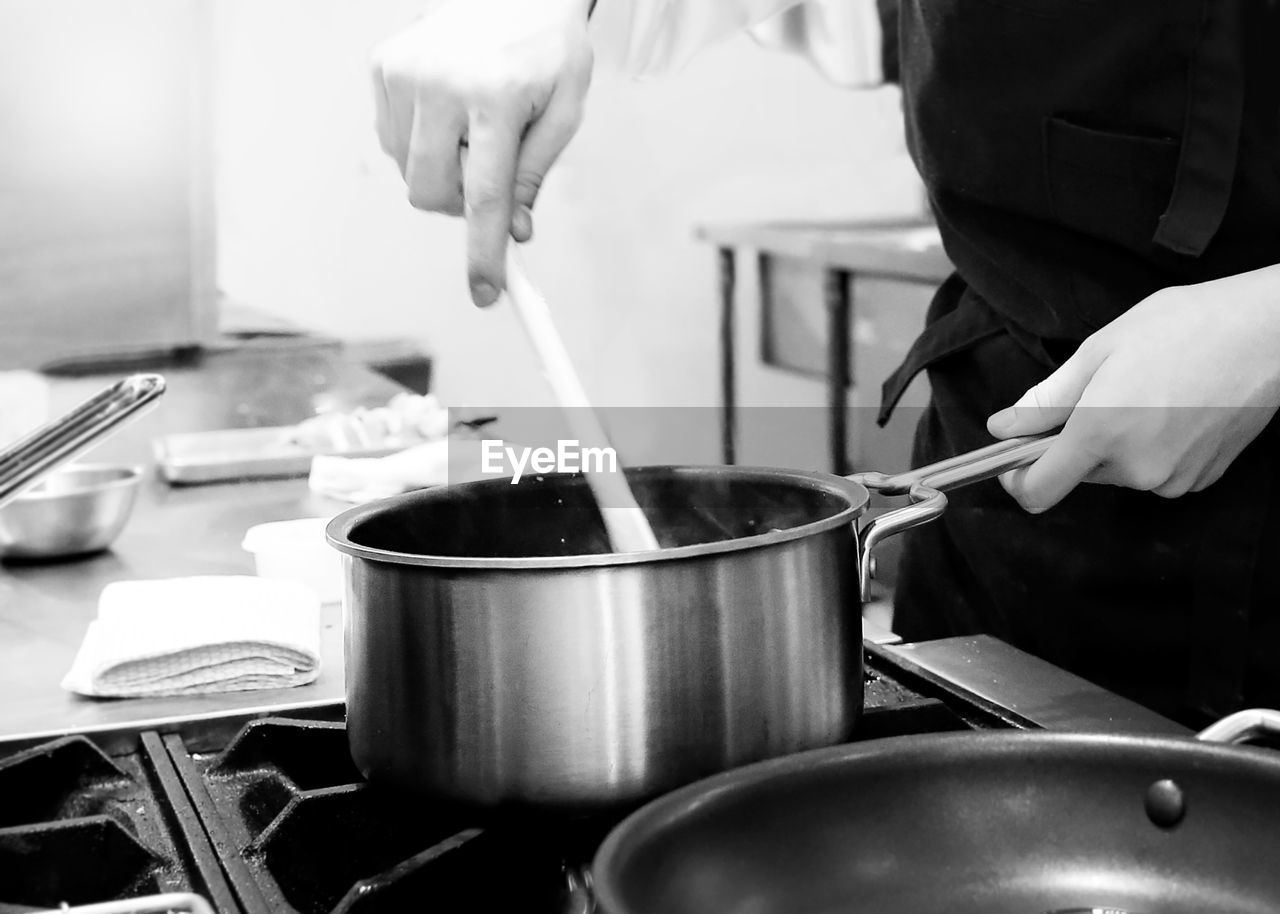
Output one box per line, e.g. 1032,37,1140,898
162,651,1014,914
169,715,631,914
0,732,233,913
0,648,1027,914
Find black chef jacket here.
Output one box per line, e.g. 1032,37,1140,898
876,0,1280,726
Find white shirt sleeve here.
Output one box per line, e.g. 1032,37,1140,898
750,0,887,88
591,0,804,76
592,0,887,87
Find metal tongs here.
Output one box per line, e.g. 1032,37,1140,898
0,374,166,510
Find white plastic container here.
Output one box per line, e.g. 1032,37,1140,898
242,517,343,604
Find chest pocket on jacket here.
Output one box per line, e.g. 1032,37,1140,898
1044,116,1182,256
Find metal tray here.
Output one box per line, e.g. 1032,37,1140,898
153,427,406,485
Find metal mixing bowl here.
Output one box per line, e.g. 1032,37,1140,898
0,464,142,560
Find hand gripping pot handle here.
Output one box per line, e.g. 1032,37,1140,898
846,433,1057,592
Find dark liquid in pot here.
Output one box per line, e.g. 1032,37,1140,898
347,468,855,559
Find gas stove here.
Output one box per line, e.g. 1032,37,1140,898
0,637,1183,914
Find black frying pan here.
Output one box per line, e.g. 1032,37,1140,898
593,710,1280,914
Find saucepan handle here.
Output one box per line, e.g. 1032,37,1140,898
1197,709,1280,744
847,433,1057,592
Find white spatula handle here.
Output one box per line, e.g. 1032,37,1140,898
504,247,660,553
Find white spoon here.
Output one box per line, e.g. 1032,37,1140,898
503,246,660,553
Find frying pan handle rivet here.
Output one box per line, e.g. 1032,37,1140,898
1144,778,1186,828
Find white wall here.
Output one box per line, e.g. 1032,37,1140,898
212,1,922,462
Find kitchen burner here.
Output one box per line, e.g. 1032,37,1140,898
0,732,227,912
0,639,1181,914
173,716,612,913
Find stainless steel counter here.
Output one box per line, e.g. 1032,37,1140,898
0,342,403,743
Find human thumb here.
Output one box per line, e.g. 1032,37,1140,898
987,341,1106,438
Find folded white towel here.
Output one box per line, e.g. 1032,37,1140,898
309,436,495,503
62,577,322,698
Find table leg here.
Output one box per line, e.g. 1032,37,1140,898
719,247,737,465
825,268,852,476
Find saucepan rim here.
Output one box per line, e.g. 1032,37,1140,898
326,464,870,570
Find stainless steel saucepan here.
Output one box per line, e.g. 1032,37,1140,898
327,434,1055,811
